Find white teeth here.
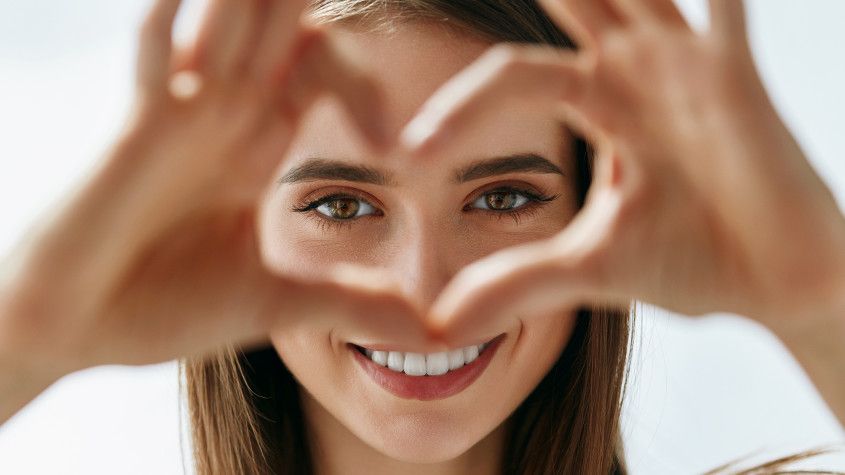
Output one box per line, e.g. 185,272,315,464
404,353,428,376
447,349,465,370
463,345,479,364
387,351,405,372
426,352,449,376
371,350,388,367
360,340,494,377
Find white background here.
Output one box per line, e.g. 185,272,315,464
1,0,844,473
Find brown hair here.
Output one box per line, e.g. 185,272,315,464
181,1,829,474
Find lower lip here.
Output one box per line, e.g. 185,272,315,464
349,335,505,401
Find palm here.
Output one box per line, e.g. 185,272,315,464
0,0,429,376
407,0,845,339
579,14,845,321
92,208,283,366
567,12,774,317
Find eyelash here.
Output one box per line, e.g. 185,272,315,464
464,186,558,225
291,186,559,230
291,193,380,232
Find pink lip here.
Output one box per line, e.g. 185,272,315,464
350,334,505,401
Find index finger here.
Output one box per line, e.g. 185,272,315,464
137,0,184,98
400,44,588,161
250,0,310,83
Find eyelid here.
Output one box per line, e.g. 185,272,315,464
290,181,559,231
316,198,379,220
292,193,383,231
463,181,558,211
291,186,386,214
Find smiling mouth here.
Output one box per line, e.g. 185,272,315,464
348,334,506,401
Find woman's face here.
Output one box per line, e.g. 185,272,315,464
260,22,579,463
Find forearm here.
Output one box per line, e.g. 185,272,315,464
0,349,57,426
773,290,845,427
0,276,60,426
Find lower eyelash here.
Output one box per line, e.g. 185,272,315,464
293,188,558,230
489,201,546,225
292,193,380,229
470,187,559,223
304,212,357,232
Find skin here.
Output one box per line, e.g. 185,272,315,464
402,0,845,424
0,0,844,471
0,0,434,424
261,22,577,470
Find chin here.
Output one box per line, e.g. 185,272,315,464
349,409,493,464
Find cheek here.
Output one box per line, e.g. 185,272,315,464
269,327,341,393
258,199,344,279
506,310,579,402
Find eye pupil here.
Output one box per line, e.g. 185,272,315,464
329,199,360,219
486,192,517,210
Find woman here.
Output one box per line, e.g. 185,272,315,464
0,0,842,474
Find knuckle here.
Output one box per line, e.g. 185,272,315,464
615,175,653,225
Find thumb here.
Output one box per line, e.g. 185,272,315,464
708,0,748,42
429,236,596,348
428,182,631,347
267,264,438,353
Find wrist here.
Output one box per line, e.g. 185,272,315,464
0,288,63,425
768,267,845,425
768,266,845,352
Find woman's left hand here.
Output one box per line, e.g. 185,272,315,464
401,0,845,421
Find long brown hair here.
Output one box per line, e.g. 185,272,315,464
183,1,622,473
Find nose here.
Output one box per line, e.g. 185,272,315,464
388,215,460,312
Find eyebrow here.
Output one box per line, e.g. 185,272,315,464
455,154,564,183
277,153,564,187
278,159,395,186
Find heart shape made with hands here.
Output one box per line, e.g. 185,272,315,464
23,0,844,376
294,0,770,351
240,0,845,355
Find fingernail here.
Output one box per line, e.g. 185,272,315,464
401,117,443,158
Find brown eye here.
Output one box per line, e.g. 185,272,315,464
485,192,520,211
472,190,530,212
327,198,359,219
313,196,378,220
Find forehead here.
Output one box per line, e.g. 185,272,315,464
283,21,567,172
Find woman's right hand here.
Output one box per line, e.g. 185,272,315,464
0,0,428,418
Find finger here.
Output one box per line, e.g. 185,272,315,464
708,0,748,41
191,0,260,79
428,239,592,348
429,189,631,347
250,0,309,84
318,265,443,353
121,275,433,365
625,0,689,27
401,45,588,160
540,0,627,48
223,115,298,206
137,0,183,98
280,29,390,151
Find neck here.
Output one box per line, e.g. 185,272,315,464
301,390,505,475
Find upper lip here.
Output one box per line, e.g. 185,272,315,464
350,334,503,353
